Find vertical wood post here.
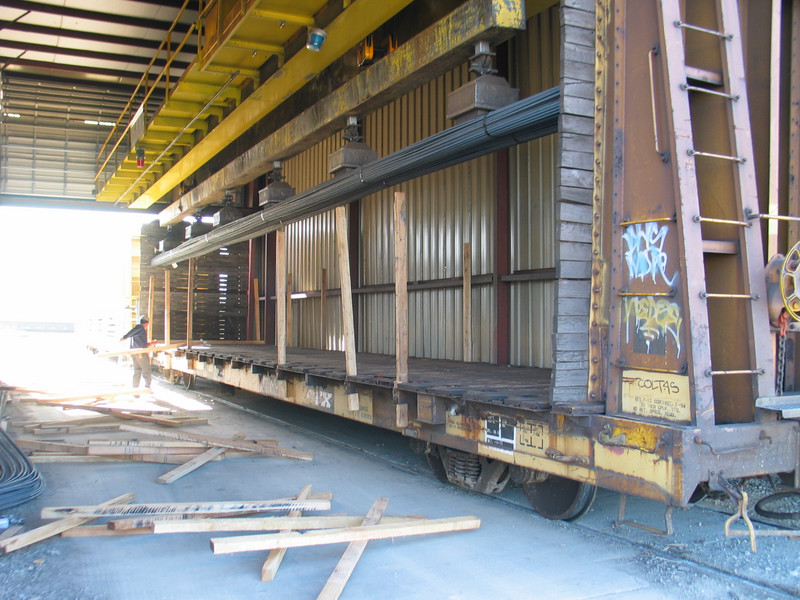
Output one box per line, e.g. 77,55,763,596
462,242,472,362
187,258,195,349
164,269,171,345
147,275,155,342
789,0,800,245
252,278,262,342
335,205,359,411
394,192,408,385
321,268,328,351
276,229,287,364
286,273,293,347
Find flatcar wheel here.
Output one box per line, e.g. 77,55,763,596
426,446,449,483
522,475,596,521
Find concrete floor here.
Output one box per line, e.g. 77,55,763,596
1,332,799,599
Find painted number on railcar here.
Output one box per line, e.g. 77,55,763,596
621,369,690,422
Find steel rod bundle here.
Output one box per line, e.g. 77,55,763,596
152,86,559,267
0,426,45,510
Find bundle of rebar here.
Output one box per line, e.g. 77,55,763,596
0,426,45,510
152,86,559,267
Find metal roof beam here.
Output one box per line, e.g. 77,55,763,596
0,71,158,98
0,20,198,55
0,57,164,82
1,0,193,34
0,39,191,71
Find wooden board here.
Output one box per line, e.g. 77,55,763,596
152,515,424,533
317,497,388,600
117,424,312,460
41,498,331,519
262,484,312,582
157,447,227,484
1,493,136,553
211,516,481,554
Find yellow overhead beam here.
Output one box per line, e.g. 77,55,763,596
227,37,284,54
250,8,315,27
129,0,414,209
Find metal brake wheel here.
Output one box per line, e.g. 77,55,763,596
780,242,800,321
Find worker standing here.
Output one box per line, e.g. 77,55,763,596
120,316,152,389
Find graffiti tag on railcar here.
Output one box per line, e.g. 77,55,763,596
622,222,677,286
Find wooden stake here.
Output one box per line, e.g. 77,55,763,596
286,272,293,347
1,493,136,553
187,257,195,348
164,269,171,345
253,277,262,342
262,484,312,582
276,228,287,364
321,268,328,351
394,192,408,385
157,447,226,484
317,497,388,600
147,275,155,342
462,242,473,363
335,206,359,411
211,516,481,554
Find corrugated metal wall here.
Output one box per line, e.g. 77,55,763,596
274,6,560,368
360,64,496,362
508,6,561,367
282,132,343,350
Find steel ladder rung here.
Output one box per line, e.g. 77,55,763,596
674,19,733,39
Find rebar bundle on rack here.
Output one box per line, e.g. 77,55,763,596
152,86,560,268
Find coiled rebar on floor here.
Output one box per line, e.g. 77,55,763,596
0,422,45,511
152,86,560,267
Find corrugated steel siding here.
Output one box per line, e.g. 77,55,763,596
360,64,496,362
507,6,561,367
282,132,343,350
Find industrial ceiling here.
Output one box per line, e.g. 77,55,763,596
0,0,417,214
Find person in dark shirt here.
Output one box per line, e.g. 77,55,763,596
120,316,152,389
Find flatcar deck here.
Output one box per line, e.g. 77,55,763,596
182,344,553,410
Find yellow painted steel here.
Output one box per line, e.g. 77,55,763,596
127,0,414,209
250,8,315,27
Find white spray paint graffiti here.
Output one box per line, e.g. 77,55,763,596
622,222,678,287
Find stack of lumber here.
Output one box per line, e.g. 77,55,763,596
0,488,480,600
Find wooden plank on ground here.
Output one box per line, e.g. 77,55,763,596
23,416,118,430
117,424,313,461
211,516,481,554
262,484,312,582
41,498,331,520
152,514,425,534
27,389,153,404
157,447,227,484
28,453,225,465
0,525,23,542
317,497,389,600
60,525,153,537
1,493,136,553
48,404,184,427
14,439,88,454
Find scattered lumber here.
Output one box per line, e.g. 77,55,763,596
42,498,331,520
28,454,224,465
211,515,482,554
1,493,136,553
317,497,388,600
262,484,313,582
14,439,88,454
118,424,313,461
60,525,153,537
28,424,122,435
26,389,154,405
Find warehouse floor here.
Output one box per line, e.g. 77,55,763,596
1,331,799,599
